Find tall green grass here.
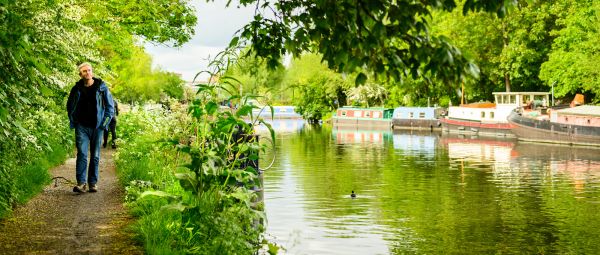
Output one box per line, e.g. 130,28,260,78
13,144,69,204
115,104,270,254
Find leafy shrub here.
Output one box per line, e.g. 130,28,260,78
0,108,71,218
115,81,279,253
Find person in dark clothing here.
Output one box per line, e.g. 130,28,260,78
103,98,118,149
66,62,115,193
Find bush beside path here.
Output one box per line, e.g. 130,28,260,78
0,149,143,254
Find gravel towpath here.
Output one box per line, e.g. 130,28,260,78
0,149,143,254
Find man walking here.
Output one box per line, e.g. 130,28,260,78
103,98,118,149
67,62,115,193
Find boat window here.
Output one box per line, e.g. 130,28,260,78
419,112,425,118
409,112,414,118
510,95,516,104
341,111,347,116
365,112,370,117
355,111,362,117
490,112,495,119
374,112,380,118
481,111,486,118
503,95,508,104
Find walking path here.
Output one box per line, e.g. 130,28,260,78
0,149,143,254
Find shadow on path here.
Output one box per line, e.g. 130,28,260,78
0,148,143,254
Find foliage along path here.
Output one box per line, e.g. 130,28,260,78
0,149,143,254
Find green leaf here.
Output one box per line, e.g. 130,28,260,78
161,202,188,212
0,107,7,121
39,86,53,97
235,104,254,117
205,101,218,115
228,36,240,48
140,190,178,200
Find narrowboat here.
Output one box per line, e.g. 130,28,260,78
391,107,444,130
332,107,394,129
440,92,551,137
252,106,303,119
508,105,600,146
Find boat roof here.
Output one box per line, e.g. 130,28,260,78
393,106,442,110
338,107,393,111
556,105,600,117
492,92,550,96
458,102,496,108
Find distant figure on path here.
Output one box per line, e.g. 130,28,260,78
351,190,356,198
67,62,115,193
103,98,119,149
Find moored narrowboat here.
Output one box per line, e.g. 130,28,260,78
508,105,600,146
332,107,394,129
391,107,444,130
440,92,550,137
252,106,303,119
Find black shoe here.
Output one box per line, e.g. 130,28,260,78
73,184,86,193
103,143,107,148
111,144,117,149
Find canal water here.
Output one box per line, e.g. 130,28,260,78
256,120,600,255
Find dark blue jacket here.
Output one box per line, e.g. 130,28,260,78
67,77,115,130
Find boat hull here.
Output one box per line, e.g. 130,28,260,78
392,119,441,131
333,117,392,130
507,111,600,146
440,118,515,138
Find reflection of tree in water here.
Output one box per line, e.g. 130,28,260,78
265,127,600,254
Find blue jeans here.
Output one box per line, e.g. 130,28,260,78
75,125,104,185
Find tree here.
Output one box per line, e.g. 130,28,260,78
430,0,558,103
285,54,351,122
0,0,196,215
109,46,185,103
540,0,600,102
229,0,514,86
223,50,287,104
347,83,387,107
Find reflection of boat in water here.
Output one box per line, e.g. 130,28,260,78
331,126,392,144
440,135,517,161
332,107,394,129
392,130,438,158
513,142,600,161
513,142,600,192
254,119,306,133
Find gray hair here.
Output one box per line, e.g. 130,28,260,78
77,62,93,73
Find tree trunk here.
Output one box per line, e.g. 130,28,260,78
504,72,511,92
502,20,511,92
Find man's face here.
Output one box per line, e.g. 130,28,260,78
79,65,93,80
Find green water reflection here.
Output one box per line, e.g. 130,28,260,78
258,120,600,255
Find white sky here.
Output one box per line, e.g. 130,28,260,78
144,1,255,82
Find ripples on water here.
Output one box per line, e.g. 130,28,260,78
255,120,600,254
